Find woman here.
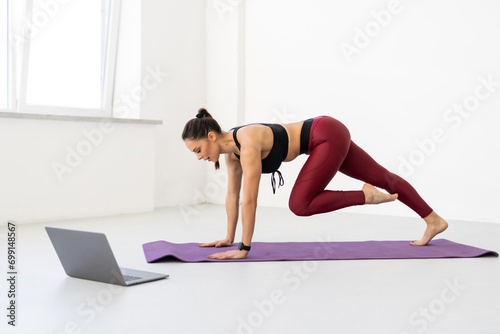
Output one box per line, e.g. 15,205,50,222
182,108,448,260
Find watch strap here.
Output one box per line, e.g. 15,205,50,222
238,242,251,251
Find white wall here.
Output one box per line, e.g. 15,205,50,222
141,0,208,209
247,0,500,223
0,117,156,226
204,0,500,223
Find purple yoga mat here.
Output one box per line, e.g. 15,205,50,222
142,239,498,263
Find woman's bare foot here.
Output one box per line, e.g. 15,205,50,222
410,211,449,246
362,183,398,204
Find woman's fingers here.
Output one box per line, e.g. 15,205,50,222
207,250,247,260
216,240,232,247
199,239,233,248
199,241,217,247
208,251,230,259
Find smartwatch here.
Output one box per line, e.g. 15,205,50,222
238,242,251,251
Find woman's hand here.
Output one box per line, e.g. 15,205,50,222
199,239,233,248
208,250,248,260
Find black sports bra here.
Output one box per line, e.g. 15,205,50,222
231,119,313,194
232,123,288,193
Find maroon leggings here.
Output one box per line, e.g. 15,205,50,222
289,116,433,218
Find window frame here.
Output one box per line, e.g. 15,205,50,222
16,0,122,117
0,0,14,112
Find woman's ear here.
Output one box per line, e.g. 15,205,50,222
208,131,217,142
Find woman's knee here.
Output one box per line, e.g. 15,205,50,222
288,197,312,217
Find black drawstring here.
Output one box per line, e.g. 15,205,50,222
271,170,284,194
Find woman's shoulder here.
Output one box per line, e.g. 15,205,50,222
233,123,267,137
234,124,272,148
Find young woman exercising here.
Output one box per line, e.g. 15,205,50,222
182,108,448,260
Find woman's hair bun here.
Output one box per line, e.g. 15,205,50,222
196,108,212,119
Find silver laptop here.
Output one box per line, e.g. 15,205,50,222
46,227,168,286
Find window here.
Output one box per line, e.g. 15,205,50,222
18,0,121,116
0,0,9,110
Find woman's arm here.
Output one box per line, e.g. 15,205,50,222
225,152,243,243
199,153,242,248
238,144,261,247
207,128,262,259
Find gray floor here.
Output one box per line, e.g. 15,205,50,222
1,205,499,334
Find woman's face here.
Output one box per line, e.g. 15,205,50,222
184,133,219,165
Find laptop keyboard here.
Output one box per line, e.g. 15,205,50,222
123,274,142,282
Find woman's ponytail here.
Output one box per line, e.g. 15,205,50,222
196,108,212,119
